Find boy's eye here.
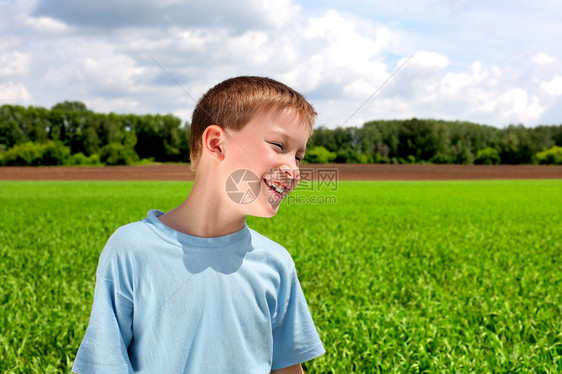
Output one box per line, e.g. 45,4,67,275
295,155,303,163
270,142,283,150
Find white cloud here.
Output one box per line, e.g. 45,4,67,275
540,75,562,96
304,10,390,66
279,54,324,92
0,37,22,52
533,52,556,65
0,51,29,78
408,50,449,70
86,97,141,114
495,88,543,124
0,82,32,103
249,0,300,29
24,16,69,33
337,55,549,127
283,10,392,101
78,54,147,95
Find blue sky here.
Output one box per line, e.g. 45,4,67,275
1,0,561,128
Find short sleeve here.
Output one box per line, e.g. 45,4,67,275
72,235,135,374
271,265,325,370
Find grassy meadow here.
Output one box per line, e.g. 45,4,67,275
1,179,561,373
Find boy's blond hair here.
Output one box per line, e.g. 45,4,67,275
189,76,316,171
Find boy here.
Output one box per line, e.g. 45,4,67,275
73,76,325,373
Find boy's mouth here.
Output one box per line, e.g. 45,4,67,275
264,178,290,197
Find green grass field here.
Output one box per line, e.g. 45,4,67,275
1,180,561,373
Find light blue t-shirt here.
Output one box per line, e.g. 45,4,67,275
73,210,324,373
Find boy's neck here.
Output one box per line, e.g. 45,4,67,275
158,173,246,238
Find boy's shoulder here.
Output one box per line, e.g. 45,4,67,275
246,227,297,269
106,219,153,247
247,227,283,250
105,210,178,249
97,219,156,265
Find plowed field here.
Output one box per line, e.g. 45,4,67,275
1,164,561,181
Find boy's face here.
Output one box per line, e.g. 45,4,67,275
223,108,309,218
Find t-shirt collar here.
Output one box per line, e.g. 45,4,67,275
145,209,250,248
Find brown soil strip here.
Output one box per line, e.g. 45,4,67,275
1,164,561,181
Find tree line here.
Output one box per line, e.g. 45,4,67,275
307,119,562,165
1,101,561,165
0,101,190,166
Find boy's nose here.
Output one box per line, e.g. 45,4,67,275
281,165,300,183
279,156,300,184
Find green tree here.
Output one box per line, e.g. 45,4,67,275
160,114,183,161
0,142,43,166
41,141,71,165
133,115,166,161
397,118,441,162
0,141,71,166
99,143,139,165
308,126,335,150
495,124,535,164
535,146,562,165
474,147,501,165
335,148,370,163
177,123,191,162
51,101,88,112
356,124,380,162
0,105,26,148
304,146,336,163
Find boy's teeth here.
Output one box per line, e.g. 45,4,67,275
267,180,285,194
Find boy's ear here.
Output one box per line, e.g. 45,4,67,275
202,124,226,161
